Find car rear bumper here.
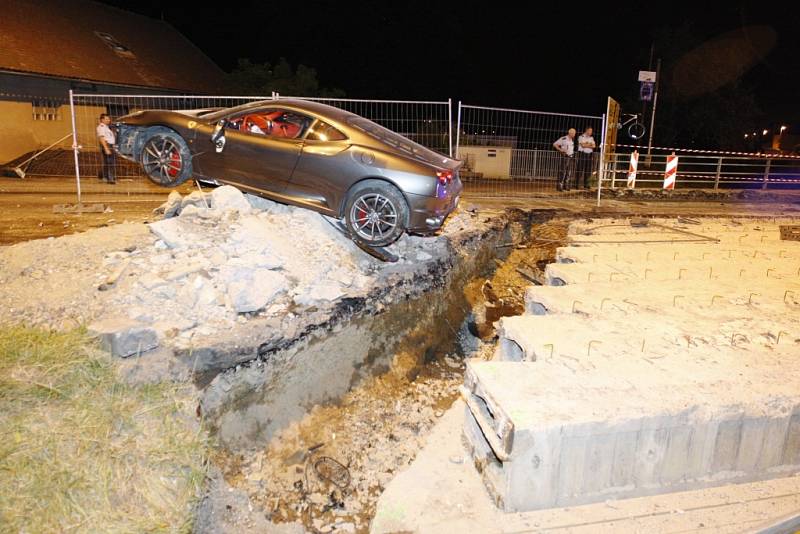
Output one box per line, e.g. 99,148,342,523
405,178,463,232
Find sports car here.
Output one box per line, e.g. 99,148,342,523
115,99,462,247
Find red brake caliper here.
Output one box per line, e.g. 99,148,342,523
168,149,181,178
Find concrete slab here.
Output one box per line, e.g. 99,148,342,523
467,216,800,512
372,401,800,534
461,359,800,511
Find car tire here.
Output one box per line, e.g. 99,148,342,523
344,180,408,247
139,128,193,186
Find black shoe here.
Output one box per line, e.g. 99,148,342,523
107,179,116,184
556,183,563,192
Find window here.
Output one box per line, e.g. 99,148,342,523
229,109,311,140
306,120,347,141
32,99,61,121
94,31,136,59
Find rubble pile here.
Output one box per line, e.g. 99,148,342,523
0,186,466,357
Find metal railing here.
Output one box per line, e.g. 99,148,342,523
456,103,605,197
602,152,800,190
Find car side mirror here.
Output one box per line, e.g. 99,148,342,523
211,119,227,152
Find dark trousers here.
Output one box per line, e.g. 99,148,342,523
558,155,575,190
576,151,594,189
100,147,116,183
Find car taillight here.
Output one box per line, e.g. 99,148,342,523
436,170,452,185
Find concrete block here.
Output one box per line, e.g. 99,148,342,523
757,417,792,470
89,317,159,357
462,361,800,512
582,432,616,494
737,418,768,472
610,431,638,489
712,418,743,473
556,435,588,502
781,411,800,466
660,426,693,485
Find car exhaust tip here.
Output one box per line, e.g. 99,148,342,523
425,216,444,228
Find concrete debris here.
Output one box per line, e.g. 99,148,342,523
181,190,210,211
88,317,159,357
154,190,183,217
148,218,195,249
225,268,286,313
211,185,252,214
98,258,131,291
244,192,291,214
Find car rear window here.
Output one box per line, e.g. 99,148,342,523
345,117,448,166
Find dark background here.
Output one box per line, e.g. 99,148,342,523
98,0,799,148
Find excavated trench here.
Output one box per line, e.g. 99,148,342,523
196,210,570,533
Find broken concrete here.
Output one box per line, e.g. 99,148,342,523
211,185,252,213
88,317,159,357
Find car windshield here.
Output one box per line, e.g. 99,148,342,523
345,117,451,166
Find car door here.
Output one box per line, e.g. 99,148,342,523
194,108,309,194
286,118,354,213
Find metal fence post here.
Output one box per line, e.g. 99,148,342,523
611,154,618,189
597,112,606,207
713,157,722,190
762,159,771,190
448,98,453,158
455,101,462,160
68,89,82,205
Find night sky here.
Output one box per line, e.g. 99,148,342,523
100,0,798,125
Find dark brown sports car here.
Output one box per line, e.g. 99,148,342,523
115,99,462,246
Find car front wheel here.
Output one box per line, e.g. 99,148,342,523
344,180,408,247
140,129,193,186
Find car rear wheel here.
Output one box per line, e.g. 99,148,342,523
344,180,408,247
140,129,193,186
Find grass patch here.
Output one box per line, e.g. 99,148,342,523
0,326,209,533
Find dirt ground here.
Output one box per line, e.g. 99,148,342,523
2,175,800,246
0,176,196,245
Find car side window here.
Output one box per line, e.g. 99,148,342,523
305,120,347,142
229,109,311,140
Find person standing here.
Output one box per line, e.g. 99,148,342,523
553,128,576,191
576,126,596,189
97,113,116,184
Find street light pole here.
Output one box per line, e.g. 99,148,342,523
645,58,661,165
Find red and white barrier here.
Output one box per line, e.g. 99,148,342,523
627,150,639,189
663,152,678,190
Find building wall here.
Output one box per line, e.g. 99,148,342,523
0,101,106,164
0,72,179,164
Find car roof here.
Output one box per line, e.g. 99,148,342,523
204,98,357,124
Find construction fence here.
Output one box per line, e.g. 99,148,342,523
3,91,800,207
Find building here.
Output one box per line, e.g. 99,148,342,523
0,0,225,163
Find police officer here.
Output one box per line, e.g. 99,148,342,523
97,113,116,184
553,128,576,191
576,126,596,189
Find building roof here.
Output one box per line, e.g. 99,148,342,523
0,0,226,93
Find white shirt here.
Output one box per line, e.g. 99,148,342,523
554,135,574,156
578,134,596,153
97,122,115,144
